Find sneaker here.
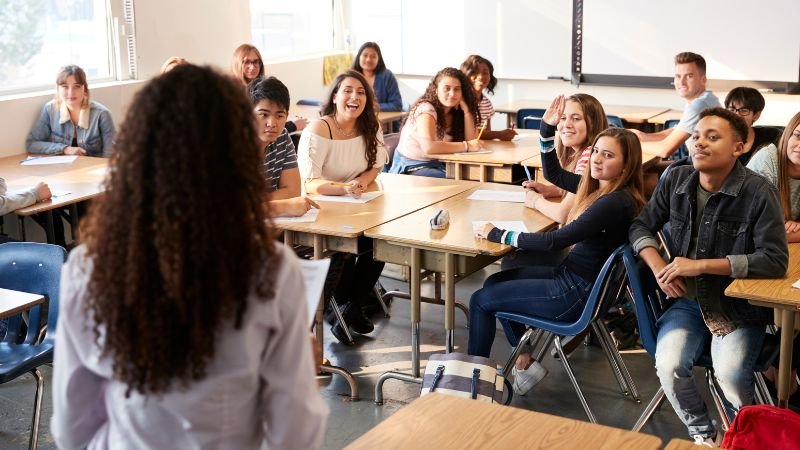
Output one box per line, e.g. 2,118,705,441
511,361,548,396
344,303,374,335
692,434,718,447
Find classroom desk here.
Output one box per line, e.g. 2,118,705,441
365,182,556,404
277,173,477,400
725,243,800,408
494,99,671,126
437,129,540,183
0,154,108,242
0,288,44,320
290,104,406,127
663,438,698,450
346,393,662,450
519,148,663,183
647,109,683,126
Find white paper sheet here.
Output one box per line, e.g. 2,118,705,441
272,208,320,224
467,190,525,203
8,189,71,198
20,155,78,165
310,191,383,204
454,150,493,155
299,258,331,326
792,279,800,289
473,221,530,233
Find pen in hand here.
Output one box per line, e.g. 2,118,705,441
523,165,532,182
475,117,489,141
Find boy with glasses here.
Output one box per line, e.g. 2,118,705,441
724,86,782,165
629,107,788,445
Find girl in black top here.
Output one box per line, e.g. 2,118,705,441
468,127,646,395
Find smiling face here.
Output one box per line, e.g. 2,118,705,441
674,62,706,101
786,123,800,168
253,99,288,146
589,136,625,183
557,100,588,149
58,75,87,110
359,47,379,73
436,76,463,109
690,115,743,172
242,50,262,82
726,99,761,128
333,76,367,120
468,62,490,96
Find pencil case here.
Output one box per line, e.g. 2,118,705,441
430,209,449,230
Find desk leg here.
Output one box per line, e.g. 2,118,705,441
310,233,359,401
18,217,26,241
454,163,462,181
69,204,79,241
374,247,423,404
44,212,55,244
777,309,796,408
445,253,455,353
479,165,486,183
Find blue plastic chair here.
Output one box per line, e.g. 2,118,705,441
0,242,67,449
495,245,638,423
296,99,321,106
622,247,777,432
606,115,624,128
663,119,689,160
516,108,546,130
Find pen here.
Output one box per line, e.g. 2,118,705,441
475,117,489,141
523,165,532,181
306,197,321,209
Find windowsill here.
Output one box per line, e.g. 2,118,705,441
0,79,143,103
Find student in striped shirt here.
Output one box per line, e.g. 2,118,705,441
460,55,516,141
248,77,315,217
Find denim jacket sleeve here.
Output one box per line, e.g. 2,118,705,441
730,179,788,278
98,108,115,157
629,169,672,254
26,103,67,155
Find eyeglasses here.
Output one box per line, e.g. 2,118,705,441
727,106,753,116
243,59,262,67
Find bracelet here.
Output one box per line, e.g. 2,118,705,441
463,140,469,151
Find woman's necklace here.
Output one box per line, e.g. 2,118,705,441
332,114,356,138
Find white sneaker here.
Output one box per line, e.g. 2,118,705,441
692,434,718,447
511,361,548,396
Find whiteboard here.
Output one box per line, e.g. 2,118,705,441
581,0,800,83
348,0,572,80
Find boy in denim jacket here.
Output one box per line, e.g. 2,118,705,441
629,107,788,444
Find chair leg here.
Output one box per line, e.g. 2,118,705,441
554,336,597,423
373,281,391,318
330,296,354,344
706,369,731,431
754,372,774,406
632,388,666,432
533,331,553,362
501,327,537,378
593,320,641,402
592,322,630,397
29,368,44,450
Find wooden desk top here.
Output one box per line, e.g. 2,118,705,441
663,438,698,450
345,393,662,450
365,182,555,256
725,243,800,309
0,154,108,215
437,129,540,165
0,288,45,320
275,173,477,238
493,100,670,124
647,109,684,126
290,104,406,125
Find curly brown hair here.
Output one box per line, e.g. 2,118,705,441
321,70,381,168
81,64,278,396
405,67,480,141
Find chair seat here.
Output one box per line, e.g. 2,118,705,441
0,343,53,383
495,311,586,336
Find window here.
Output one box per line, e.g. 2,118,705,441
250,0,335,60
0,0,135,95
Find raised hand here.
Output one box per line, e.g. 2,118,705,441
542,95,566,127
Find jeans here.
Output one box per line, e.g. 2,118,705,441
467,265,592,358
654,298,764,438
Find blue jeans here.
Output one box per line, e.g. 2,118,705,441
467,265,592,358
655,299,764,438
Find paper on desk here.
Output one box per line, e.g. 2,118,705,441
473,221,529,233
310,191,383,204
272,208,320,224
298,258,331,326
467,190,525,203
454,150,493,155
8,189,71,198
20,155,78,165
792,279,800,289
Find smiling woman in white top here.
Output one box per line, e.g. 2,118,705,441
296,70,388,343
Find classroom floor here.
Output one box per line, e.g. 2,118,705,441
0,263,714,449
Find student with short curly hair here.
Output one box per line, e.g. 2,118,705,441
51,65,327,449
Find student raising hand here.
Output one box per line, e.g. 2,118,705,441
542,94,566,127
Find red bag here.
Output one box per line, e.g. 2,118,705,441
721,405,800,450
